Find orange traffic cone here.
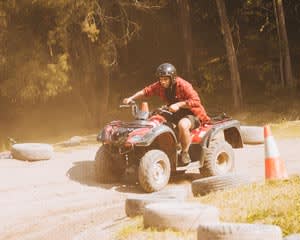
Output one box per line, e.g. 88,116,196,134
264,125,288,180
141,102,149,112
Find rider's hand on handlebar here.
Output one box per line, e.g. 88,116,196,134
123,97,133,104
168,103,180,113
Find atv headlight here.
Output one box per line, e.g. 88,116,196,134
97,129,103,142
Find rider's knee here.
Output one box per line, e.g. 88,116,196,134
178,118,192,130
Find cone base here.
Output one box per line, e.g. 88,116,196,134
265,158,288,180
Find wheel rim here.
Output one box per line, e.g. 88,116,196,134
152,159,166,184
216,151,231,172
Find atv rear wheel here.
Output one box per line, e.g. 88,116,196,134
95,145,121,183
138,150,171,193
200,139,234,177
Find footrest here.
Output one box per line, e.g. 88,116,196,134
176,161,201,172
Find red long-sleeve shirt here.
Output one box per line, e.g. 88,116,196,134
143,77,210,123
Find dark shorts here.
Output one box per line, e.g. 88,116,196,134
170,109,200,130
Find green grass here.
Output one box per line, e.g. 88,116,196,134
270,121,300,138
115,217,196,240
115,217,143,239
199,175,300,236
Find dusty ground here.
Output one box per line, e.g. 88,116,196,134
0,137,300,240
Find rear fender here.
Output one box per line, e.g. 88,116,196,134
198,123,242,167
203,120,243,149
224,127,243,148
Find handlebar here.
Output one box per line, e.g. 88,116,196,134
119,101,174,121
119,104,131,108
119,100,136,108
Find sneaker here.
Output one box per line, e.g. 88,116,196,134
180,151,191,165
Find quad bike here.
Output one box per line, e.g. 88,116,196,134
95,101,243,192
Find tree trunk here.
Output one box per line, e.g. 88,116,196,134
0,4,7,82
97,65,110,127
176,0,193,81
273,0,294,88
82,39,111,128
68,30,104,128
216,0,243,108
273,0,284,88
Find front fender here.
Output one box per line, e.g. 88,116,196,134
134,124,177,147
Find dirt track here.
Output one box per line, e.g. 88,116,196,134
0,138,300,240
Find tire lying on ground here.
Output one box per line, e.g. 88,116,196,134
11,143,54,161
284,234,300,240
191,174,251,197
0,151,12,159
197,222,282,240
150,185,190,200
240,126,264,144
125,195,183,218
143,202,219,231
126,186,190,217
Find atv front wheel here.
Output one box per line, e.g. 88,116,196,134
138,150,171,193
95,145,121,183
200,139,234,177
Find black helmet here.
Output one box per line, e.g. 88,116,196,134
156,63,177,83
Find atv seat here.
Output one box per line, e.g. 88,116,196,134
208,112,231,124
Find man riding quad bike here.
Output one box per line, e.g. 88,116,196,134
123,63,211,166
95,101,243,192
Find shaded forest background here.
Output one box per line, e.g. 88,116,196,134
0,0,300,149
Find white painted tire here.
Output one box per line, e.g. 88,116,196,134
150,186,190,200
0,151,11,159
143,202,219,231
125,195,182,218
284,234,300,240
240,126,264,144
11,143,54,161
197,222,282,240
192,174,251,197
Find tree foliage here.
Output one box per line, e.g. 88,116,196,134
0,0,167,104
0,0,299,130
